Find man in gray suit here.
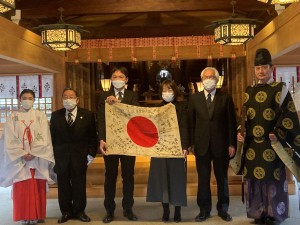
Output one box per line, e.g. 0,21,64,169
188,67,237,222
98,66,139,223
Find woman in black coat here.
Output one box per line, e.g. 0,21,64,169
146,80,189,222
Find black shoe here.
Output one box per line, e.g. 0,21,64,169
253,218,266,224
57,213,72,224
102,212,114,223
123,209,138,221
37,219,45,223
75,213,91,222
174,206,181,223
218,211,232,222
174,215,181,223
265,217,280,225
162,213,169,222
195,212,210,222
162,203,170,222
162,215,169,222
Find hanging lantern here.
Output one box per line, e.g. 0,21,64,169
216,76,224,88
210,1,260,45
258,0,299,4
0,0,15,14
101,79,112,92
34,8,87,51
212,18,258,45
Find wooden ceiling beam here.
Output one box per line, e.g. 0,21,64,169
17,0,271,19
81,24,213,39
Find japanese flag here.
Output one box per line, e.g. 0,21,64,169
105,102,183,158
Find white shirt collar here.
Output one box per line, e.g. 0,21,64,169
114,88,125,96
204,89,216,98
66,106,78,118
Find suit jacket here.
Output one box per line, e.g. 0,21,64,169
188,90,237,157
98,89,139,141
50,107,98,174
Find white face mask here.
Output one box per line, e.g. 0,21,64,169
162,92,174,102
203,79,217,91
112,80,126,89
21,100,34,110
63,99,77,110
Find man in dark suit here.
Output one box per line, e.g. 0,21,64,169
188,67,237,222
98,66,139,223
50,88,98,223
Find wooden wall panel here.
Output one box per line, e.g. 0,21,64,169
66,64,94,111
230,57,247,115
135,47,154,61
112,48,132,62
178,46,198,59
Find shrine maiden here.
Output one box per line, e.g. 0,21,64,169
0,89,55,225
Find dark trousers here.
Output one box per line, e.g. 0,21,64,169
195,151,230,213
103,155,136,213
57,161,87,216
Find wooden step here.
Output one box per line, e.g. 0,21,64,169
47,155,296,198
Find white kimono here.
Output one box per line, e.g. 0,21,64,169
0,108,55,187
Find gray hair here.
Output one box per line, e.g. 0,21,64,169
200,67,220,81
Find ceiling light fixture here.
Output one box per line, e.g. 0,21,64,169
101,79,112,92
210,1,260,45
35,7,87,51
258,0,299,4
0,0,15,13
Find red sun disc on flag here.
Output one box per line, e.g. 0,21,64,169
127,116,159,147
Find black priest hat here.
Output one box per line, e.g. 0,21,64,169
255,48,272,66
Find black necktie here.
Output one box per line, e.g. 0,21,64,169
67,112,73,126
207,93,212,107
118,92,123,101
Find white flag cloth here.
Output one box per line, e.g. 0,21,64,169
0,76,17,98
41,74,53,97
106,102,183,158
19,75,39,97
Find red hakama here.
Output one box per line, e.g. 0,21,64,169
13,169,46,221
